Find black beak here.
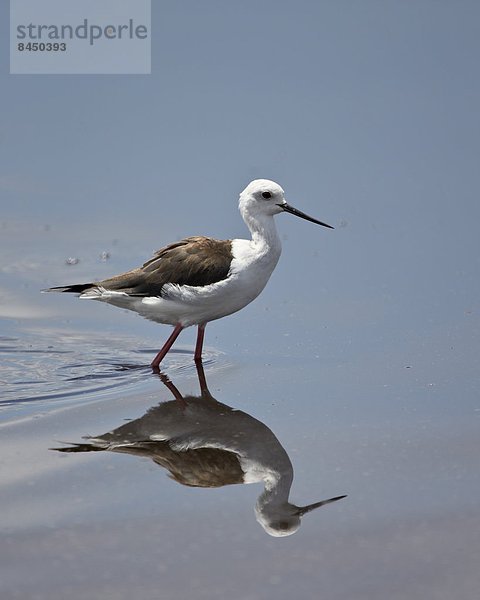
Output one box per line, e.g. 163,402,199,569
295,495,347,516
280,203,334,229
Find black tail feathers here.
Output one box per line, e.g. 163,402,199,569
50,443,104,453
43,283,94,294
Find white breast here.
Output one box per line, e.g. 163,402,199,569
228,238,281,302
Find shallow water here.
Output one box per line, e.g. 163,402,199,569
1,213,479,599
2,200,480,600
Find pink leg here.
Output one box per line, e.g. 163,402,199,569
194,324,206,362
151,323,183,369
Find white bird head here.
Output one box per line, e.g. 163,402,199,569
255,494,347,538
239,179,333,229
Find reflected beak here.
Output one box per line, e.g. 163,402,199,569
295,494,347,516
280,202,334,229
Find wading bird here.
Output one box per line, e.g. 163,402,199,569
45,179,333,367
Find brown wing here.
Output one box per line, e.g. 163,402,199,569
98,236,233,296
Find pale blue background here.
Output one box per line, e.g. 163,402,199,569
1,2,479,599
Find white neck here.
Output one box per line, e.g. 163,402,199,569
241,209,282,256
254,468,297,533
259,469,293,506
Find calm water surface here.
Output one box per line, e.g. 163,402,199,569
1,214,479,600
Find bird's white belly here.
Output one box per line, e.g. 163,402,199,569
147,260,273,326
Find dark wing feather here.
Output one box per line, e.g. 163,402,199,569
98,236,233,296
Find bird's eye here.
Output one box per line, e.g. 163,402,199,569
261,191,272,199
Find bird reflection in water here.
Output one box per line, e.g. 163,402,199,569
53,363,346,537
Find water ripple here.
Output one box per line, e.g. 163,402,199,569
0,330,223,412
